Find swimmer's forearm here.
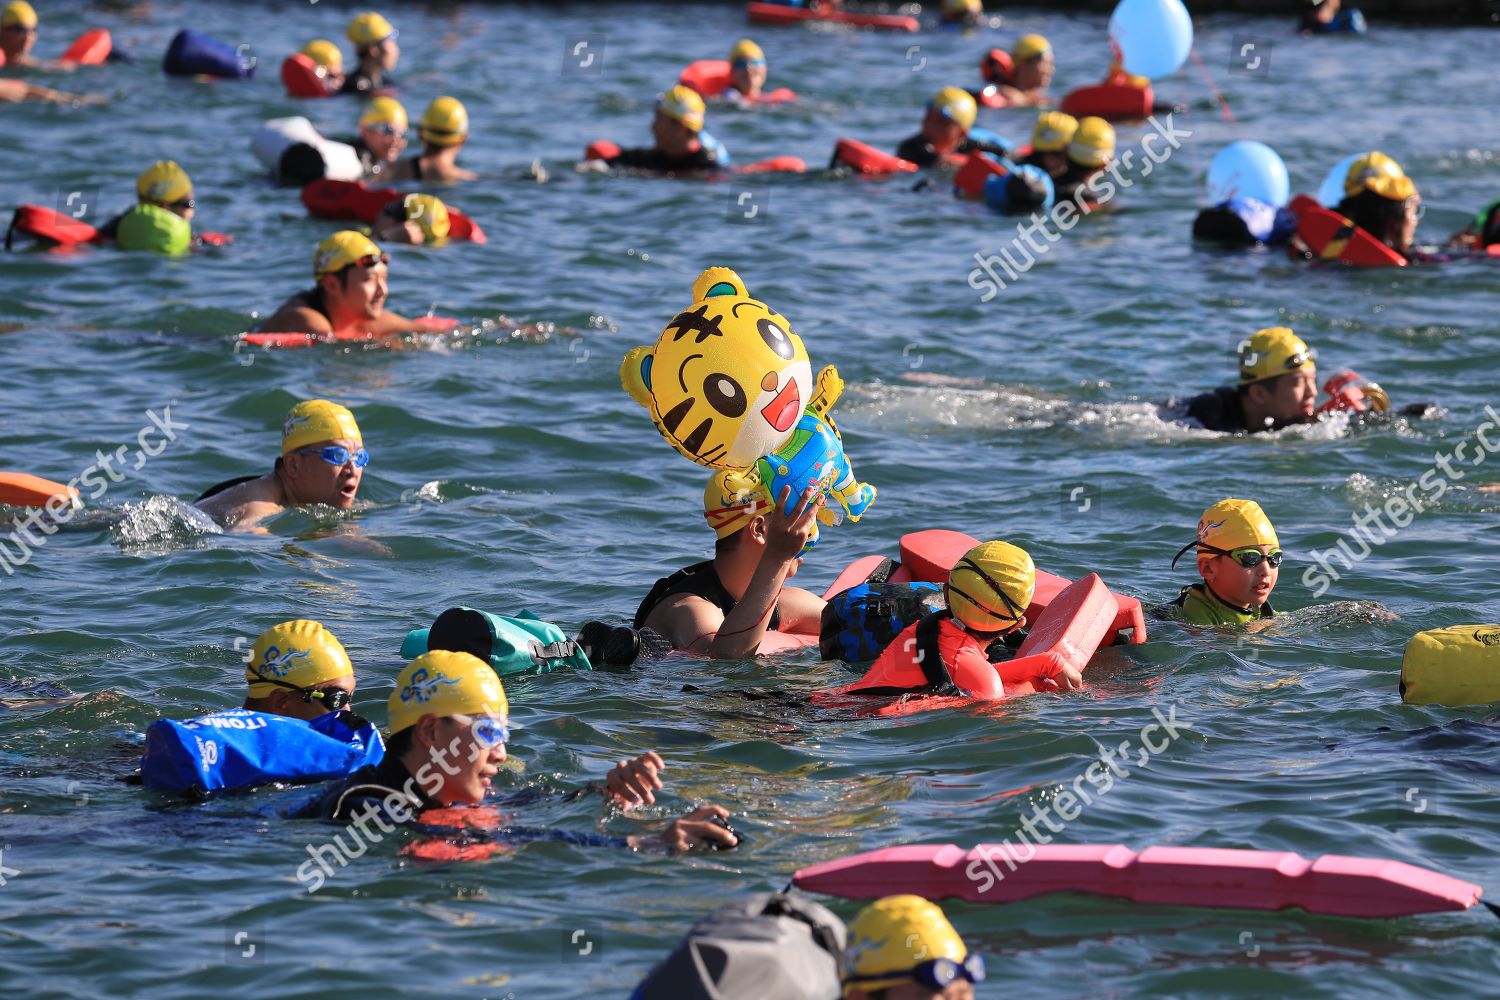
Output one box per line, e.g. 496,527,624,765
707,559,789,658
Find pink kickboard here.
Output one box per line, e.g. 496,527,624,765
793,843,1483,919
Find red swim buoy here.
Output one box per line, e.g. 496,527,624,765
831,138,918,176
60,29,111,65
1059,83,1154,123
280,53,330,98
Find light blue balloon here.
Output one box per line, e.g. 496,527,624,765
1317,153,1361,208
1108,0,1194,81
1206,141,1290,208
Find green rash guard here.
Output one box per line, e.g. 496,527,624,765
1175,584,1275,627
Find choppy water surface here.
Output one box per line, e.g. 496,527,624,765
2,3,1498,998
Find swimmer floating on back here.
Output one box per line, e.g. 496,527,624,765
195,399,368,532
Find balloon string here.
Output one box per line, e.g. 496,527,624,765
1189,46,1239,131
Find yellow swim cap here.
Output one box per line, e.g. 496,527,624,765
1238,326,1315,385
657,83,706,132
388,650,508,735
300,39,343,72
245,620,354,696
312,229,383,278
704,468,773,540
1068,116,1115,168
2,1,37,29
359,95,408,132
401,193,450,243
729,38,765,65
1030,111,1078,153
419,96,469,147
1013,33,1052,61
136,160,192,206
930,85,977,131
947,540,1036,632
943,0,982,16
1194,499,1280,554
843,895,970,997
347,11,395,47
1344,151,1415,202
282,399,362,454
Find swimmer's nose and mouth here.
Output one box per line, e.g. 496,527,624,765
760,371,801,432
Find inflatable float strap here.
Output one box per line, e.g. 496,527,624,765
1400,625,1500,707
0,472,80,509
162,28,255,79
1291,199,1406,267
5,204,101,249
953,152,1008,200
60,29,112,65
731,155,806,175
281,53,331,98
681,59,733,97
831,138,918,176
746,1,918,31
1059,83,1154,123
793,843,1485,919
299,179,487,243
890,528,1146,645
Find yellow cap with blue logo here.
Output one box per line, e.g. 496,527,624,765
729,38,764,65
930,85,978,131
1238,326,1315,385
658,83,706,132
947,540,1036,632
359,95,407,132
1344,151,1416,202
419,96,469,147
1013,33,1052,61
347,11,395,47
300,39,343,72
1030,111,1077,153
2,1,37,29
401,193,450,243
136,161,192,206
245,620,354,696
1068,116,1115,168
842,895,973,997
312,230,383,278
282,399,361,454
388,650,508,735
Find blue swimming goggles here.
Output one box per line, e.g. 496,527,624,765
845,954,987,991
469,715,509,747
296,445,370,468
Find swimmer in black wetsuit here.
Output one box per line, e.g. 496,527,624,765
339,11,399,96
288,651,738,889
1169,326,1319,434
380,96,476,183
894,86,1008,170
1017,111,1077,181
635,472,823,656
589,85,730,175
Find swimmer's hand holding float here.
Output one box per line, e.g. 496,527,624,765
619,266,875,548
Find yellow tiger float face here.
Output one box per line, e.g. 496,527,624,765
620,267,813,469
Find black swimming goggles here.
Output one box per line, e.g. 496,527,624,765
946,557,1027,627
1171,542,1284,569
252,675,353,711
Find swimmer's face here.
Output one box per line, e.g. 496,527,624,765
361,124,407,163
371,36,399,72
1399,195,1421,251
284,436,364,509
269,674,356,721
923,108,967,153
731,61,766,96
1200,544,1279,610
651,110,697,157
323,257,388,322
1015,53,1054,91
432,713,506,804
1,22,36,58
1252,368,1318,426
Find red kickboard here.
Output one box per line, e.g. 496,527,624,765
747,1,918,31
832,138,918,176
8,204,101,247
281,53,330,98
0,472,78,509
793,843,1484,919
680,59,732,97
954,152,1007,199
899,530,1147,645
1296,204,1407,267
61,29,111,65
1060,83,1153,123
